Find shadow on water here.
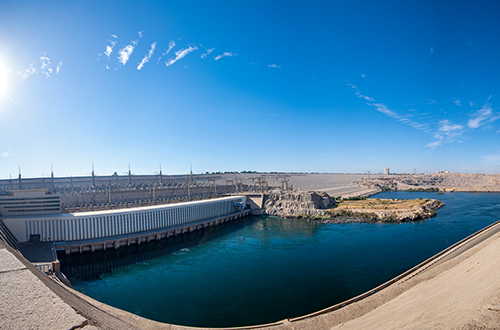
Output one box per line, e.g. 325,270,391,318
59,216,261,282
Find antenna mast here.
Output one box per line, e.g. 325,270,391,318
18,166,21,189
92,163,95,187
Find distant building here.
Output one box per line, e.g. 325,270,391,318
0,189,61,216
384,167,390,175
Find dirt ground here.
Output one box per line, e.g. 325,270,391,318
338,198,426,210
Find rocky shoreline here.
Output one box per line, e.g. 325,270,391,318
261,191,444,223
313,198,444,223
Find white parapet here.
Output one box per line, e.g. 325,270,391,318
1,196,247,243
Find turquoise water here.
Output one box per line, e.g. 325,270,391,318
60,192,500,328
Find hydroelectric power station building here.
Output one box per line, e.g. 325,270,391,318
0,190,249,255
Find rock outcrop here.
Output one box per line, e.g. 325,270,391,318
262,191,335,218
326,199,444,223
261,191,444,223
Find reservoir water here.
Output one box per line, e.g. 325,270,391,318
59,192,500,328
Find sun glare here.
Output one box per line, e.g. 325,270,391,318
0,60,9,99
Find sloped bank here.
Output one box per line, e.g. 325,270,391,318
261,191,444,223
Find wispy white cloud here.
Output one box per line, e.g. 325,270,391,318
347,82,475,150
425,119,465,149
424,99,500,149
347,81,500,150
117,32,142,66
423,117,466,149
481,152,500,164
214,52,236,61
438,119,463,132
105,44,115,58
104,35,118,59
268,64,281,68
56,62,62,74
137,42,157,70
18,64,37,80
157,41,176,63
39,56,53,77
371,103,399,118
467,103,498,128
1,151,11,158
118,45,135,65
165,45,198,66
348,83,429,134
354,89,375,102
18,56,58,80
201,48,214,59
425,140,442,149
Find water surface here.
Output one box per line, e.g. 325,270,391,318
60,192,500,327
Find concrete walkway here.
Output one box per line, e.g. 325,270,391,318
0,245,92,330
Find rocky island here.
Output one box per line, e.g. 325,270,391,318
261,191,444,223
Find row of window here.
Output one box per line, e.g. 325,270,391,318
0,197,61,215
25,199,241,242
0,196,60,202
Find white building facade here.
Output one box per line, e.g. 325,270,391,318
2,196,247,244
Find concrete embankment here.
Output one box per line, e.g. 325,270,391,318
0,242,92,330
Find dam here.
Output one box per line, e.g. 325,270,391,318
60,191,500,327
1,188,500,329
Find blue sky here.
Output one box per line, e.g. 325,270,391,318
1,0,500,177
